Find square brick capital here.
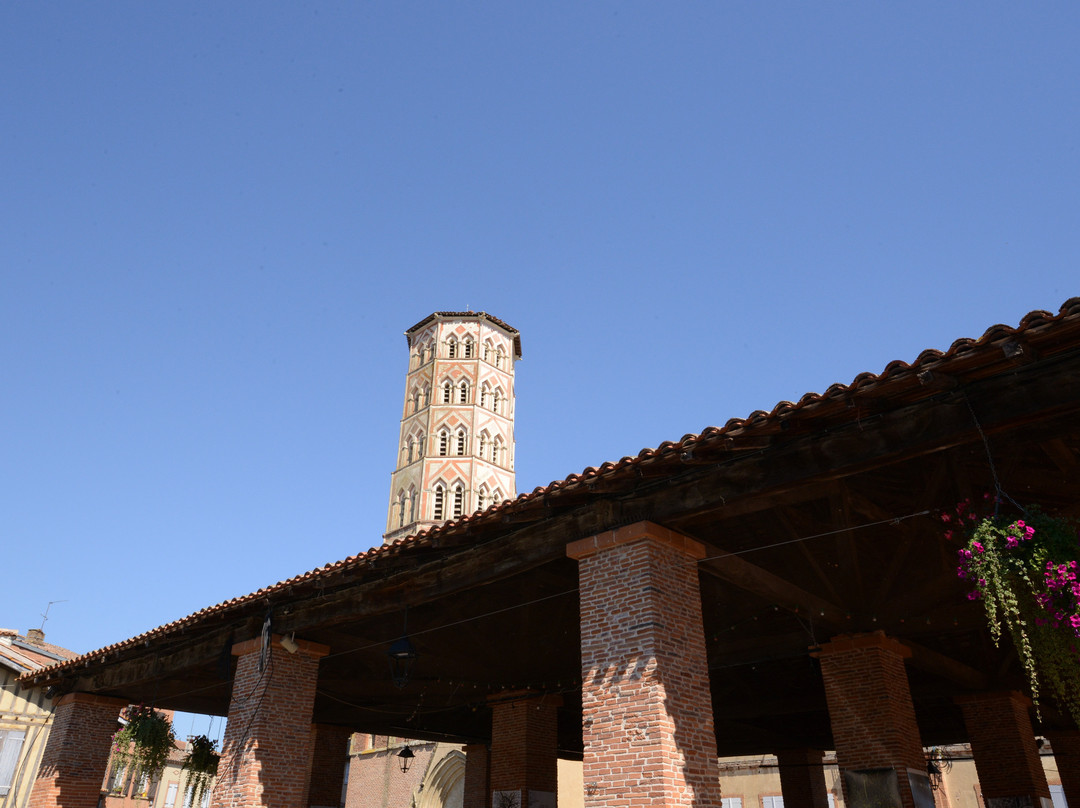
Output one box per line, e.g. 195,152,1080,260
814,631,912,659
232,634,329,658
566,520,706,560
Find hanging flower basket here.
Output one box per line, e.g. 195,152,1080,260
181,734,220,808
950,499,1080,723
111,704,177,784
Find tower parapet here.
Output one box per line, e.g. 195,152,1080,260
384,312,521,542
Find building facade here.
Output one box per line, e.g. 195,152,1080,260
384,312,521,542
0,628,77,808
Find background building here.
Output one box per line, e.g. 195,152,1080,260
384,312,521,542
0,628,77,808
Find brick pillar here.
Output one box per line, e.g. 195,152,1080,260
1045,731,1080,808
306,724,353,808
777,748,830,808
816,632,926,808
488,691,560,808
27,693,128,808
957,691,1050,808
211,635,329,808
463,744,490,808
567,521,722,808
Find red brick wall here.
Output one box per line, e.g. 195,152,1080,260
307,724,353,808
211,637,327,808
817,632,925,808
27,693,129,808
777,749,830,808
343,741,435,808
489,692,559,802
958,691,1049,807
568,521,722,808
462,744,489,808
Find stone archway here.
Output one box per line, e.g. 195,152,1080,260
416,748,465,808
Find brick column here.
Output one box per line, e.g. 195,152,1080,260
1045,731,1080,808
211,635,329,808
568,521,722,808
488,691,560,808
27,693,128,808
816,632,926,808
777,748,830,808
957,691,1050,808
463,743,490,808
306,724,354,808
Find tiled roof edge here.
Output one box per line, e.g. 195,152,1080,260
25,297,1080,682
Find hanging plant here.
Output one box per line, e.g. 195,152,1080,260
111,704,177,784
181,734,220,808
949,498,1080,723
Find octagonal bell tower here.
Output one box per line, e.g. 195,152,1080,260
384,312,521,543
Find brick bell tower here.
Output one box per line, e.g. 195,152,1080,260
384,312,521,543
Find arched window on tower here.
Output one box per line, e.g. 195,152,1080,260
480,383,491,409
458,380,469,404
491,435,503,465
456,428,468,456
397,491,407,528
411,388,421,413
492,488,503,506
422,385,430,408
447,337,457,359
495,347,504,368
416,432,425,458
492,388,502,414
442,380,453,404
453,483,465,518
405,437,415,464
433,484,445,521
463,337,474,358
478,431,490,460
477,486,488,512
408,486,417,522
438,429,450,456
483,342,492,362
400,442,409,467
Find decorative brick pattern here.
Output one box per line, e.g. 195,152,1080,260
306,724,353,808
463,744,490,808
211,637,328,808
489,691,559,805
817,632,925,808
1045,731,1080,808
776,749,830,808
957,691,1050,808
569,521,722,808
27,693,128,808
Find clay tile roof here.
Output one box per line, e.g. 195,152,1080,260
23,297,1080,684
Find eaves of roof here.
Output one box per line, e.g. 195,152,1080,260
22,297,1080,685
404,311,523,359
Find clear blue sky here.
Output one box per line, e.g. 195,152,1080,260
2,3,1076,672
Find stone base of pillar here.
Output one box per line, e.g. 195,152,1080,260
777,748,830,808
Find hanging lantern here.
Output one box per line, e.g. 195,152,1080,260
397,745,415,773
387,635,418,688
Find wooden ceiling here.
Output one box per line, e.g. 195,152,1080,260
28,302,1080,758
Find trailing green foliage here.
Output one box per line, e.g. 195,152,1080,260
111,704,177,784
950,499,1080,724
181,734,220,808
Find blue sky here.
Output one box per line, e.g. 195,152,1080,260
2,2,1076,686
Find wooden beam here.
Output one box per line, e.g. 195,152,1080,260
698,551,849,631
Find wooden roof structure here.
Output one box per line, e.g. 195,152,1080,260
24,299,1080,758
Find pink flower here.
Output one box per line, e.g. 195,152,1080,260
944,530,954,540
942,513,952,523
967,592,981,600
972,541,984,554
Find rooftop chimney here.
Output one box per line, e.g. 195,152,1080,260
26,628,45,645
